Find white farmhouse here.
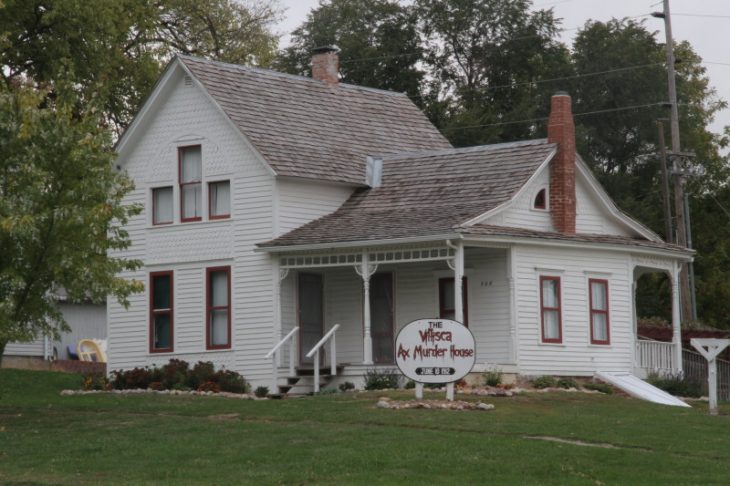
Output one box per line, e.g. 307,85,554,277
110,48,692,392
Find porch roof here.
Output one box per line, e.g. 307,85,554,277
259,139,556,248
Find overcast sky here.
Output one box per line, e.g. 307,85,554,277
276,0,730,138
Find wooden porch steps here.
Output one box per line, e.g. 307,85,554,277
274,365,345,396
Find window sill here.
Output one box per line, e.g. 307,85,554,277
537,341,565,347
146,218,232,230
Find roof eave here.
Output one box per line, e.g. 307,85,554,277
255,233,463,253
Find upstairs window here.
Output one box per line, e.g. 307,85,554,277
540,276,562,343
206,266,231,349
152,187,173,225
179,145,202,222
150,271,174,353
209,180,230,219
589,279,610,345
534,188,547,210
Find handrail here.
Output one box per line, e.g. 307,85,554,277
265,327,299,394
306,324,340,358
305,324,340,393
266,327,299,359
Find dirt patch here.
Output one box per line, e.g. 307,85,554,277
376,397,494,411
524,435,651,451
207,413,240,422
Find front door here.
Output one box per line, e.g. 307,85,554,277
371,272,395,363
298,272,324,366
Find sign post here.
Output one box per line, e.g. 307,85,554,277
395,318,476,401
690,338,730,415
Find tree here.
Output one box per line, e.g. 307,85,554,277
415,0,572,145
0,0,281,132
0,83,142,362
275,0,424,100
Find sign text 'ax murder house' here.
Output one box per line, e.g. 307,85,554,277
395,319,476,384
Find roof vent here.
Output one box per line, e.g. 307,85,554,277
366,157,383,188
184,75,193,87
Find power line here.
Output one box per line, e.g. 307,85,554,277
673,13,730,19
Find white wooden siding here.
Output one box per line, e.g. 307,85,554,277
486,168,553,231
108,68,276,386
276,179,353,236
575,176,630,235
514,244,634,375
4,339,44,357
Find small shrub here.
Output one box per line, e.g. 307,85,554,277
425,382,445,389
338,381,355,392
254,386,269,398
584,382,613,394
531,375,557,389
647,372,703,398
404,380,416,390
111,367,153,390
363,368,400,390
149,381,164,391
82,373,108,391
161,359,190,389
197,381,221,393
213,369,249,394
187,361,215,390
171,382,191,391
556,377,579,389
484,369,503,387
316,388,338,395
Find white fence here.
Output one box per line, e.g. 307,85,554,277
636,339,676,373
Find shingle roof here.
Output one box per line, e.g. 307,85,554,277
259,140,556,248
179,56,451,185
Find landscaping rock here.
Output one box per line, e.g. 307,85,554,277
376,400,391,409
477,402,495,411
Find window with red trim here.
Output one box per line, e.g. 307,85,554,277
179,145,202,222
150,271,173,353
439,277,468,326
589,279,610,345
152,187,173,225
208,180,230,219
206,266,231,349
540,276,562,343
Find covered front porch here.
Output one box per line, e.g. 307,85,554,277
265,241,516,391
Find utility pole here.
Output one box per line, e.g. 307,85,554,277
653,0,695,323
656,121,673,243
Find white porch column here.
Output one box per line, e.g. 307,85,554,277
453,241,465,324
507,246,518,364
671,263,683,373
355,252,377,365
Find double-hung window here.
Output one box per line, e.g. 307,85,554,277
150,271,174,353
206,266,231,349
209,180,230,219
152,187,173,225
540,276,562,343
179,145,202,222
589,279,610,344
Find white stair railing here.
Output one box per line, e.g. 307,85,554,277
265,327,299,393
305,324,340,393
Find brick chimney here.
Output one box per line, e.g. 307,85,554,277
311,46,339,85
547,92,576,235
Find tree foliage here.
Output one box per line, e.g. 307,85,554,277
0,83,143,359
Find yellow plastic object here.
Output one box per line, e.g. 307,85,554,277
77,339,107,363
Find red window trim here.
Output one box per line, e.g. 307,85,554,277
208,180,230,220
534,188,547,210
178,145,202,223
370,272,395,364
149,271,174,353
539,276,562,344
152,186,173,226
589,278,610,345
206,266,232,350
439,277,468,327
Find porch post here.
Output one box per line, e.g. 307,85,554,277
454,241,465,324
356,252,377,365
671,263,683,374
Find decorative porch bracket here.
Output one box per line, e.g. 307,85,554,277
355,253,378,365
690,338,730,415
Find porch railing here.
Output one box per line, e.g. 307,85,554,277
683,347,730,402
265,327,299,393
305,324,340,393
636,338,676,373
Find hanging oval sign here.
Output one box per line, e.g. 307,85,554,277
395,318,476,384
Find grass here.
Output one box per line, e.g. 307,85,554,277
1,370,730,485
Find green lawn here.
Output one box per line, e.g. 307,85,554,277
1,370,729,485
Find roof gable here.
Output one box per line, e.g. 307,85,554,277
179,55,451,185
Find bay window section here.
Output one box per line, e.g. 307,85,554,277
150,271,173,353
207,266,231,349
589,279,610,344
179,145,202,222
209,180,230,219
152,186,173,225
540,276,562,343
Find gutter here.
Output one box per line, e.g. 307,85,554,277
255,233,463,253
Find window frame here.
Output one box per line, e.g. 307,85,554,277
533,187,548,211
539,275,562,344
206,266,232,350
151,186,174,225
208,180,231,220
178,144,202,223
589,278,610,345
439,277,468,326
149,271,174,353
